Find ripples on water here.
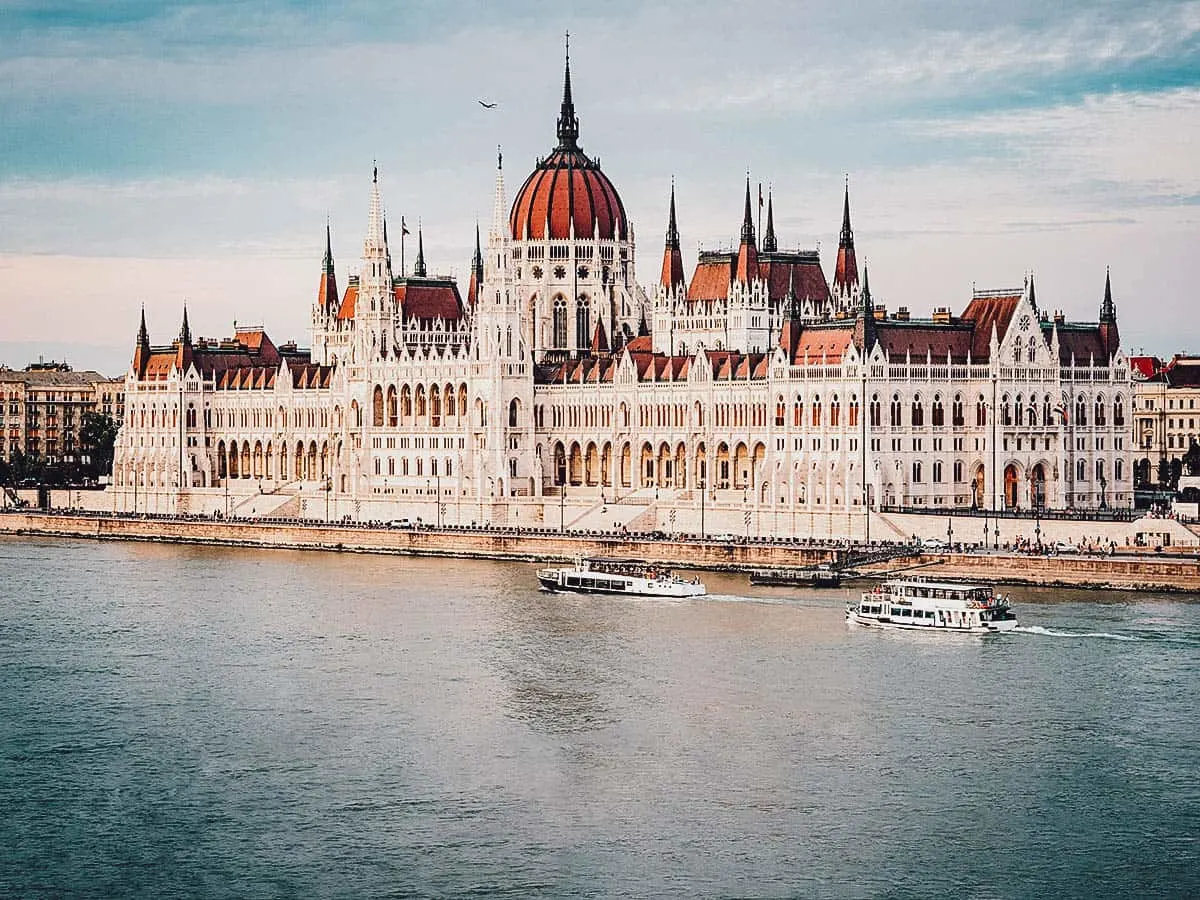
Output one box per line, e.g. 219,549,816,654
1,537,1198,898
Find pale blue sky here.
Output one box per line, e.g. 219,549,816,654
2,0,1198,373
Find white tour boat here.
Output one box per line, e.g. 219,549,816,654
537,557,706,598
847,576,1018,633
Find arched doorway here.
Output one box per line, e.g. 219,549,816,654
1030,463,1046,509
1004,464,1019,509
972,466,985,509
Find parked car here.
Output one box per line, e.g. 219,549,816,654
388,518,413,529
1053,541,1077,554
921,538,948,550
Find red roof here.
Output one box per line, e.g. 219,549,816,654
875,323,974,363
783,325,856,364
395,280,463,321
337,284,359,320
960,292,1021,361
509,148,627,241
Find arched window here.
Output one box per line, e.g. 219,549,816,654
829,396,841,428
1115,458,1124,481
932,460,943,483
912,461,922,482
1015,394,1024,426
811,396,822,427
553,297,567,348
509,398,520,428
386,386,397,427
976,395,987,427
911,396,924,427
932,395,944,427
890,394,902,427
372,385,384,427
1094,396,1106,426
869,395,881,427
952,394,964,427
775,396,785,427
848,395,859,428
1001,394,1012,426
1114,396,1125,427
1076,395,1088,427
1077,458,1087,481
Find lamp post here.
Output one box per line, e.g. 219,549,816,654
436,470,442,529
947,517,953,550
700,474,706,539
1035,508,1042,551
560,479,566,534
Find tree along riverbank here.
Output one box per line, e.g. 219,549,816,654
3,511,1200,593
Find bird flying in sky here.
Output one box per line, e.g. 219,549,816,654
477,100,497,109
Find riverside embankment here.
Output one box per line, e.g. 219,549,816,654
4,511,1200,592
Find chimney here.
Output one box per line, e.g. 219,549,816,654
1053,310,1065,325
872,304,887,321
932,307,951,324
895,306,910,321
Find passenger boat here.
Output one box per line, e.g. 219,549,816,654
846,576,1018,633
537,557,706,598
749,565,841,588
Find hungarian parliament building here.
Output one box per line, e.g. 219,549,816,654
111,52,1133,533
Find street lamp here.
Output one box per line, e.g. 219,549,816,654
946,517,953,550
1035,508,1042,551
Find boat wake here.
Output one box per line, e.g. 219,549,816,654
1014,625,1140,642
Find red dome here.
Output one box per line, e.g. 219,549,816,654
508,50,628,242
509,148,628,242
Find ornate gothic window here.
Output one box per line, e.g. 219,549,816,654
576,296,590,349
553,297,567,348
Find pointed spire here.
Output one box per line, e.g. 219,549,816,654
318,222,340,311
137,305,149,348
861,266,872,312
556,31,580,150
740,176,755,246
660,179,686,290
1101,266,1116,321
785,265,797,317
735,177,759,283
472,220,483,271
491,144,507,243
665,178,680,250
413,223,427,277
1028,270,1038,313
833,177,859,296
467,220,484,308
366,164,384,252
763,189,777,253
323,221,334,275
179,304,192,345
840,176,853,249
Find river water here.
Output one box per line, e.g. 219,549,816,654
1,536,1197,898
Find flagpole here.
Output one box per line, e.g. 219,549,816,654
400,217,406,277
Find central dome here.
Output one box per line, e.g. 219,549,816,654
508,51,628,242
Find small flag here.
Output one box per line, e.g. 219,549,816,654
401,216,411,237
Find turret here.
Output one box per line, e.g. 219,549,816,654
734,177,759,283
133,306,150,375
833,179,859,296
1099,267,1120,360
413,224,427,278
659,180,686,290
467,221,484,308
317,222,339,312
556,33,580,151
762,189,777,253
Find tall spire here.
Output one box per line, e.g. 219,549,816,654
467,220,484,308
137,305,149,348
1028,270,1038,313
491,145,507,242
833,177,859,296
366,163,384,253
323,221,334,275
729,177,758,283
413,223,427,278
762,189,777,253
840,177,853,248
660,179,686,289
556,31,580,150
735,177,759,283
740,176,755,246
665,178,680,250
1100,266,1115,321
179,304,191,345
861,267,872,313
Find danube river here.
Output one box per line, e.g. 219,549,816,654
2,537,1197,898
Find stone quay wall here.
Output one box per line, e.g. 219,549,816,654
0,512,836,572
